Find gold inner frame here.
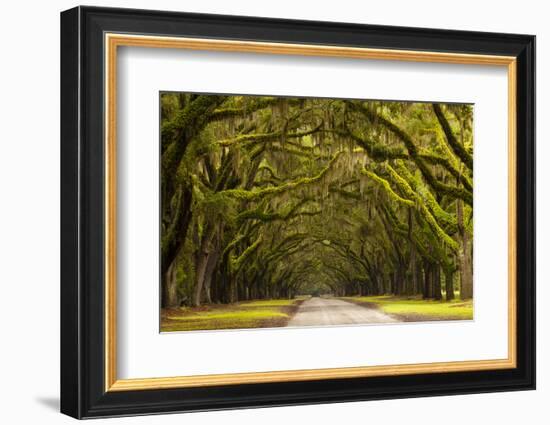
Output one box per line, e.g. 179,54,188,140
104,33,517,392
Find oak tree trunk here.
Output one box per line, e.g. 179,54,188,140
445,269,455,301
457,199,473,299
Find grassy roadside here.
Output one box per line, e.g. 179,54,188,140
341,295,473,322
161,298,306,332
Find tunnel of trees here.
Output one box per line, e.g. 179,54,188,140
160,93,473,308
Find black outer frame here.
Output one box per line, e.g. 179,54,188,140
60,5,536,419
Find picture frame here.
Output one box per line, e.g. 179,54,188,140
60,5,535,419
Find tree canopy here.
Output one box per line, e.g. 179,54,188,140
160,93,474,308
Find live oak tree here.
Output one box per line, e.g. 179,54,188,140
160,93,474,308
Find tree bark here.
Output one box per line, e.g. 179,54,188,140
460,243,473,299
445,269,455,301
457,199,473,299
192,230,216,307
203,247,220,304
160,186,192,308
414,261,422,295
163,259,179,308
423,262,432,299
193,251,209,307
433,264,442,300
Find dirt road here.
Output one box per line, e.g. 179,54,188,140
287,297,399,327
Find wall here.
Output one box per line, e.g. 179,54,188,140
0,0,545,423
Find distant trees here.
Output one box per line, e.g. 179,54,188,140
160,94,474,307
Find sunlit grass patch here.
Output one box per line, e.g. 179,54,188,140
161,298,303,332
161,319,263,332
342,295,473,322
167,309,288,321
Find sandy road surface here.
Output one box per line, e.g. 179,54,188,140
287,297,399,327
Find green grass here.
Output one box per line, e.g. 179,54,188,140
161,299,302,332
342,295,473,322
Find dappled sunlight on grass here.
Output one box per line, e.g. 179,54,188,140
161,299,303,332
168,309,288,321
342,295,473,321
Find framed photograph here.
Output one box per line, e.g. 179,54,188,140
60,6,535,419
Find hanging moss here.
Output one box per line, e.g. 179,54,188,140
432,104,473,170
394,161,457,232
347,101,473,206
384,164,459,251
160,93,474,307
361,168,414,207
221,151,343,201
230,234,263,273
217,121,323,148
